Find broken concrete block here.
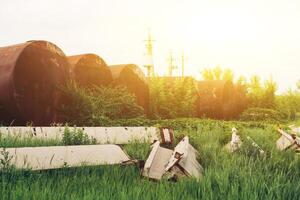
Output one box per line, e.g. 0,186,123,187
225,127,242,153
289,125,300,135
0,144,131,170
177,143,203,179
165,136,189,171
142,141,174,180
277,128,300,152
159,127,174,144
142,136,203,181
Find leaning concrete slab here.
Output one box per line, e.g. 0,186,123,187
142,136,203,181
142,141,174,180
177,143,203,179
0,145,131,170
277,128,300,152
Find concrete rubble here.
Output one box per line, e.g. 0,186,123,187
276,128,300,154
225,127,242,152
142,136,203,181
224,127,264,154
289,125,300,136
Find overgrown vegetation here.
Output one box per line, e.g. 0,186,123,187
0,148,13,171
240,107,284,122
0,119,299,199
59,82,144,126
201,67,300,121
62,127,96,145
148,77,198,119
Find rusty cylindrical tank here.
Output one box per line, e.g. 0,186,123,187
67,54,113,87
0,40,70,125
109,64,149,115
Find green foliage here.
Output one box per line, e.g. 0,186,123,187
240,107,284,122
201,66,234,81
247,76,277,109
62,127,96,145
0,119,299,199
0,135,61,148
149,77,198,119
275,90,300,120
0,148,13,171
59,82,144,126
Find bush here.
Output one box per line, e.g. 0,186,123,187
240,107,284,122
62,127,96,145
59,82,144,126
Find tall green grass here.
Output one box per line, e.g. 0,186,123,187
1,120,299,200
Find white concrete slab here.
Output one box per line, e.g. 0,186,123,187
0,145,131,170
0,126,160,144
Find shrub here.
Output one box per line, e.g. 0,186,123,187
62,127,96,145
59,82,144,126
240,107,284,122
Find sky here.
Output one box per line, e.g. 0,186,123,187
0,0,299,92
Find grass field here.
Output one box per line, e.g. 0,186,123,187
1,119,299,200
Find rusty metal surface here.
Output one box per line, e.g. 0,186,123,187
0,40,70,125
67,54,112,87
109,64,149,114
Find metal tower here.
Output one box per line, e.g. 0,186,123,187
167,51,177,77
143,31,154,77
181,51,185,77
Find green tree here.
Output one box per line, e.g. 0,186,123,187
201,68,214,80
247,76,277,108
149,77,198,119
201,66,234,81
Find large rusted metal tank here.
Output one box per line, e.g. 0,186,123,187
67,54,113,87
109,64,149,115
0,40,70,125
197,80,237,119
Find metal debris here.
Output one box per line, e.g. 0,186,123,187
0,145,131,170
142,136,203,181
